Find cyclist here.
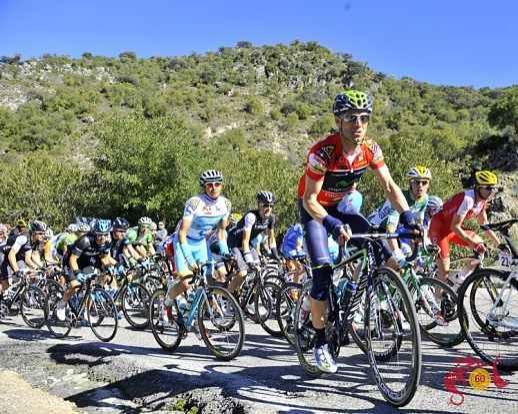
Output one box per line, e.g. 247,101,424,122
55,219,113,321
227,191,280,293
299,90,417,373
368,166,438,255
0,220,47,297
429,170,501,286
163,170,231,314
55,223,90,264
127,217,156,258
280,223,306,284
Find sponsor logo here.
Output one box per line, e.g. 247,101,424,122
444,356,508,405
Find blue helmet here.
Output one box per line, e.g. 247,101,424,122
112,217,130,230
93,219,111,235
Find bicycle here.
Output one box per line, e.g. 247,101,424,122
107,267,152,329
149,261,245,361
293,230,422,407
401,246,464,348
45,270,119,342
0,269,48,329
458,218,518,371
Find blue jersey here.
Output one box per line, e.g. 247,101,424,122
281,224,304,257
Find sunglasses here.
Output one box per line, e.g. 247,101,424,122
95,233,109,237
205,182,222,188
262,204,274,208
341,113,370,124
479,186,497,192
411,180,430,186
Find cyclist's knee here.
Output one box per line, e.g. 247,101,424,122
310,265,332,301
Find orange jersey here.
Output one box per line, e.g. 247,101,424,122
297,133,385,206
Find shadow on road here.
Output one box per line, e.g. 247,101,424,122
43,340,457,414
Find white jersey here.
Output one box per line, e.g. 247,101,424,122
179,194,231,242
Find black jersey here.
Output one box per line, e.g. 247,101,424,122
69,233,110,269
228,210,275,249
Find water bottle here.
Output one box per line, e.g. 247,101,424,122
177,295,189,315
340,280,358,310
448,260,477,291
70,294,79,311
186,290,195,310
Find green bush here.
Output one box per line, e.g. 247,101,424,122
244,96,263,115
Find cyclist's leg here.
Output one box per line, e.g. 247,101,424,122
228,248,248,293
0,260,10,296
301,204,338,373
300,205,333,334
166,236,199,302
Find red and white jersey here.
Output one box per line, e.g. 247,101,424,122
433,189,486,228
297,133,385,207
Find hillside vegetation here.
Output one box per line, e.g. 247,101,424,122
0,41,517,229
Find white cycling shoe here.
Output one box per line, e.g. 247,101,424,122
56,301,66,322
313,343,338,374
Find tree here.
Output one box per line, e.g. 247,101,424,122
488,88,518,133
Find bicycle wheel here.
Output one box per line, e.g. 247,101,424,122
121,283,151,329
276,282,302,346
197,286,244,361
238,281,259,323
415,277,464,347
366,266,421,407
149,289,184,352
348,289,369,354
458,268,518,371
20,285,46,329
293,281,322,378
87,287,118,342
255,280,283,337
45,284,72,338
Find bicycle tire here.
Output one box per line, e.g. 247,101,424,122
458,268,518,371
276,281,302,347
416,277,464,347
87,287,118,342
121,282,151,329
20,285,46,329
255,280,283,337
149,289,184,352
45,284,72,338
367,266,422,407
197,286,245,361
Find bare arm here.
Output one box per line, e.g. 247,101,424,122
302,175,329,222
26,250,42,269
8,247,20,272
451,214,478,247
268,228,277,248
372,165,410,213
69,254,80,273
477,210,500,246
241,228,252,253
217,217,228,241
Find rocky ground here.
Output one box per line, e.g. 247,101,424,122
1,313,517,414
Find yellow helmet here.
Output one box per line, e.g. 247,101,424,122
475,170,498,186
229,212,243,225
406,165,432,181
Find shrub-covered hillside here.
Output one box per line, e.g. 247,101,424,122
0,41,517,229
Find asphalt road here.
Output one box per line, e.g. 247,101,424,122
0,313,517,414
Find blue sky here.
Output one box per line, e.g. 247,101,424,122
1,0,516,88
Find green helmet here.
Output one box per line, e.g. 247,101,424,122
333,90,373,115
